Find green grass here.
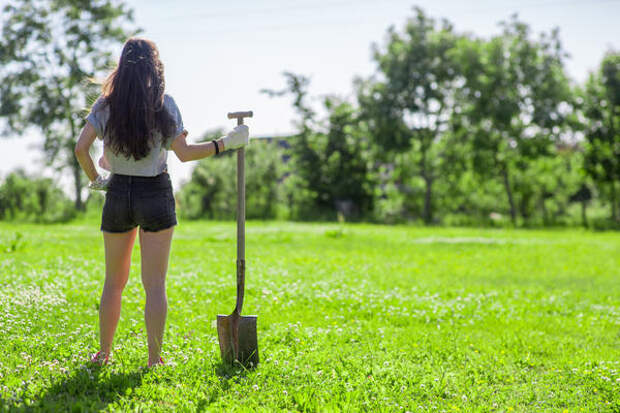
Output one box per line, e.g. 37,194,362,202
0,220,619,412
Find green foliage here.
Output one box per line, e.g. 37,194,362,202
262,73,375,221
0,169,76,222
177,134,286,220
372,179,407,224
582,51,620,222
0,231,25,252
0,0,137,209
0,221,619,410
371,147,419,223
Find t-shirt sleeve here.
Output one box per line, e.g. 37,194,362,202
85,96,107,140
163,95,184,150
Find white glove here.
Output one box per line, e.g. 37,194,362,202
221,125,249,151
88,175,111,191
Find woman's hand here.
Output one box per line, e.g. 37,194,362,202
88,175,111,191
221,125,249,151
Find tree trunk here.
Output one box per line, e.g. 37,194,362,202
501,165,517,225
581,200,588,228
420,141,433,225
72,150,83,211
611,181,618,222
540,198,548,226
423,175,433,225
68,118,84,211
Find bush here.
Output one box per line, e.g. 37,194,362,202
177,140,286,220
0,170,76,223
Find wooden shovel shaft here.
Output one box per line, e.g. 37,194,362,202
235,116,245,315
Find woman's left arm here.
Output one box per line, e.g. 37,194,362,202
74,122,100,182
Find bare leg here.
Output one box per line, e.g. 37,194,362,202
139,226,174,366
100,228,137,356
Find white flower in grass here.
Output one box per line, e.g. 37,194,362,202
252,384,259,391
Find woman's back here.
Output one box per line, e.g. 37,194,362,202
87,93,183,177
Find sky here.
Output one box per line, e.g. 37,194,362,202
1,0,619,192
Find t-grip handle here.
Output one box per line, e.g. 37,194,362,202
227,111,253,126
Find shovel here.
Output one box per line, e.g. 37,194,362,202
217,111,259,367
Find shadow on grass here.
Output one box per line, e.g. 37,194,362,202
20,364,145,411
3,360,260,410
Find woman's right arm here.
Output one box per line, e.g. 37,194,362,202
171,125,249,162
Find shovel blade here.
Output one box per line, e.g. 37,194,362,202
217,314,259,366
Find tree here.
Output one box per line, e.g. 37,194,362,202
263,72,374,220
262,73,326,219
322,97,374,217
455,17,573,224
358,7,461,224
582,51,620,222
0,0,137,210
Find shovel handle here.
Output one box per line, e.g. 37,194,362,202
235,116,246,314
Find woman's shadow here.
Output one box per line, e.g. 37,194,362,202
7,359,258,411
23,363,144,411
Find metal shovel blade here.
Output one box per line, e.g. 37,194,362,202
217,313,259,366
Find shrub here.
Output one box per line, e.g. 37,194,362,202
176,140,286,220
0,170,76,223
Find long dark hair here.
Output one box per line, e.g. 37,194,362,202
101,38,176,160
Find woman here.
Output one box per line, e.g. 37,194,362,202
74,38,249,367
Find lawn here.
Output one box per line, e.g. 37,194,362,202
0,220,619,411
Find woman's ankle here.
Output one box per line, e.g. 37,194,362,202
148,356,164,367
91,350,110,365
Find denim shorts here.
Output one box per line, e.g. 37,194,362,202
101,173,177,233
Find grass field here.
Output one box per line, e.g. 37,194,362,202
0,220,619,412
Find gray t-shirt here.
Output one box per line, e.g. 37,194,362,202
86,94,184,177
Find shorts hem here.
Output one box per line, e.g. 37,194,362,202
100,225,137,233
140,221,177,233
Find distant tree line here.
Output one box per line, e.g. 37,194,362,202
178,9,619,229
0,5,618,228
